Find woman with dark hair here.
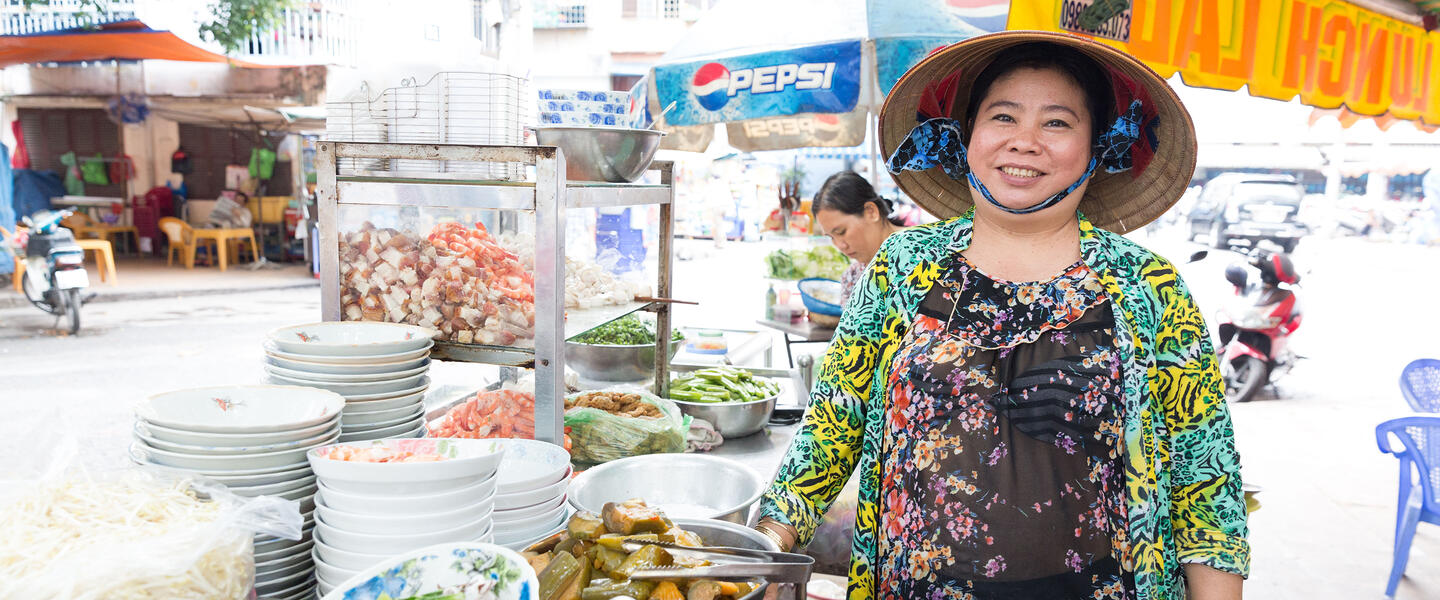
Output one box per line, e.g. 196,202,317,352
812,171,907,302
755,31,1247,600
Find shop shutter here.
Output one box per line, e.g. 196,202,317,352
17,108,125,198
177,124,292,199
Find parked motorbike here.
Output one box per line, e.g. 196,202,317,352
18,209,89,334
1208,246,1304,403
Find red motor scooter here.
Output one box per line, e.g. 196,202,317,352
1211,247,1303,403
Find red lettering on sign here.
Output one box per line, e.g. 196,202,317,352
1172,0,1204,70
1318,14,1355,97
1127,0,1171,64
1282,2,1323,93
1351,22,1389,105
1391,33,1416,107
1412,39,1434,113
1218,0,1262,80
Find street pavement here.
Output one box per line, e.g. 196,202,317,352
2,231,1438,598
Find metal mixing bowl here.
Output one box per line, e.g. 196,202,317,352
534,126,665,183
565,339,682,382
672,394,777,438
671,517,778,600
567,453,766,525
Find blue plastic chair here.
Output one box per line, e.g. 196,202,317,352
1400,359,1440,412
1376,416,1440,597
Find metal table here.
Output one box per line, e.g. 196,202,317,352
756,318,835,367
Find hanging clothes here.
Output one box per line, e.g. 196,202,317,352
81,154,110,185
58,152,84,196
10,120,29,169
249,147,276,180
108,154,135,185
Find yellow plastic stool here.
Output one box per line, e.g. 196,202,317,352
75,239,117,285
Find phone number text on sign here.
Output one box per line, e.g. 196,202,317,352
1059,0,1132,43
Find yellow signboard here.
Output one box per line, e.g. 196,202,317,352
1009,0,1440,127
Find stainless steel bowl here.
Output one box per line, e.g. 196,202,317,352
670,517,780,552
565,340,681,382
672,394,777,438
671,517,778,600
534,126,665,183
567,453,765,525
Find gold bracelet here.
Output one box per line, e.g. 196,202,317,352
757,525,785,550
755,522,791,552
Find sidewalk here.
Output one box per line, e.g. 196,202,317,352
0,255,318,310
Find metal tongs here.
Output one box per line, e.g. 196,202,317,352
626,540,815,600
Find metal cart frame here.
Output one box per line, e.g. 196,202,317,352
315,141,675,445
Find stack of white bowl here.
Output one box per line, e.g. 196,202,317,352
490,439,573,550
307,438,505,597
264,322,436,442
130,385,345,600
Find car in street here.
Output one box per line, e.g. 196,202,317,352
1188,173,1309,252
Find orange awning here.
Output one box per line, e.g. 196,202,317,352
0,19,278,69
1008,1,1440,129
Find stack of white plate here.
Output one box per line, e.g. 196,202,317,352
264,322,437,442
129,385,345,600
307,438,505,597
490,439,572,550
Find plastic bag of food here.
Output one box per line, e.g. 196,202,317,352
0,433,302,600
564,387,689,464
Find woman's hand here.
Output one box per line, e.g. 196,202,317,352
1185,563,1243,600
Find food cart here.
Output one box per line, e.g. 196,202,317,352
314,141,679,444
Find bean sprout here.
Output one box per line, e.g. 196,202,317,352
0,470,253,600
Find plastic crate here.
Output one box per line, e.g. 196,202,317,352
248,196,291,224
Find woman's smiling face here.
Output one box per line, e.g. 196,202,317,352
966,66,1095,214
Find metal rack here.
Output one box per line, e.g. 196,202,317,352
315,141,675,445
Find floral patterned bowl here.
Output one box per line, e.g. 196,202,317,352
322,542,537,600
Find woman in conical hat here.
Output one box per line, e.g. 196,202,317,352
753,30,1248,600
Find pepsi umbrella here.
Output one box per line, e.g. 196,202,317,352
644,0,1008,152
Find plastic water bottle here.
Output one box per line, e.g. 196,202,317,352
765,284,777,321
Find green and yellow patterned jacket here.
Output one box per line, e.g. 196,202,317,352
759,210,1250,600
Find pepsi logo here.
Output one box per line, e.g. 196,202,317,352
691,63,731,111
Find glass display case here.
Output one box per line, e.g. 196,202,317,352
316,142,675,444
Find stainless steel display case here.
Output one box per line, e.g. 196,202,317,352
316,141,675,445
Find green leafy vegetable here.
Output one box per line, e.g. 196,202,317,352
765,246,850,280
569,314,684,346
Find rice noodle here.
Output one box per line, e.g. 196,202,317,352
0,470,253,600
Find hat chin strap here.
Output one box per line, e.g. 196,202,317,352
967,154,1100,215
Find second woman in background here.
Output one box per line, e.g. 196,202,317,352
811,171,907,302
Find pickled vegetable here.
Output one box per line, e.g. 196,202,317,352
651,582,684,600
664,526,704,548
540,552,581,600
685,580,723,600
589,545,629,578
594,533,670,551
528,551,554,576
602,499,670,535
559,560,591,600
571,540,595,560
528,530,568,554
612,544,673,580
580,579,656,600
517,498,764,600
568,511,608,541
